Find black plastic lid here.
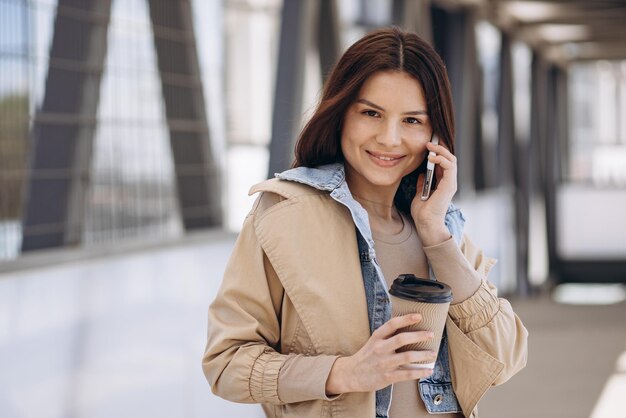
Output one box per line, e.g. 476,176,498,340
389,274,452,303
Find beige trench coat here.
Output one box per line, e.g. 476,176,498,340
202,179,528,417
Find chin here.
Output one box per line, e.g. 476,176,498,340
363,173,403,188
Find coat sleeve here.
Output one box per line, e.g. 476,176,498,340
201,195,339,405
424,234,528,385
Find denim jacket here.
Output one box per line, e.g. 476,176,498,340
276,162,464,417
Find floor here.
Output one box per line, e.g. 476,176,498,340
479,293,626,418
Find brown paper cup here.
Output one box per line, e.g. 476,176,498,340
389,274,452,369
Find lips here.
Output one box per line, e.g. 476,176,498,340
366,151,406,167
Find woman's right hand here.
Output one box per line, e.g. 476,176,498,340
325,314,437,395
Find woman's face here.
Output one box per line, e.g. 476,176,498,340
341,71,433,195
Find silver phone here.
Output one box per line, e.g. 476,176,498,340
420,134,439,201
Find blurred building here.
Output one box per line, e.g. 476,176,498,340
1,0,625,417
2,0,625,288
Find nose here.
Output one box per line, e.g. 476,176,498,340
376,121,401,147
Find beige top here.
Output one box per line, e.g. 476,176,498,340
373,213,462,418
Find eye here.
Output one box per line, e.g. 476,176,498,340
404,117,423,125
362,110,380,118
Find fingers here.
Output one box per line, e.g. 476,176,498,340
384,330,435,352
391,349,438,369
372,314,422,339
425,142,456,176
352,315,438,391
426,141,456,162
428,154,456,173
425,143,457,196
389,366,435,383
426,143,456,171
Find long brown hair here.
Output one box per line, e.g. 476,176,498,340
292,27,455,213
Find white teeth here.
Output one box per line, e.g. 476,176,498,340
376,155,396,161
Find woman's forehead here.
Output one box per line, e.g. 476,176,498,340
356,71,427,110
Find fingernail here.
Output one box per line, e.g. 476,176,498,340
412,314,422,321
429,332,435,339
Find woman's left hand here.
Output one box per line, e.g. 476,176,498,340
410,141,457,246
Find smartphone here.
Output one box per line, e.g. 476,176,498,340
420,134,439,201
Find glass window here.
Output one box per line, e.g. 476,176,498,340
569,60,626,186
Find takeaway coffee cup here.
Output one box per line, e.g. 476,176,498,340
389,274,453,369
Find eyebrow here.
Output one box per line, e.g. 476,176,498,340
356,98,428,116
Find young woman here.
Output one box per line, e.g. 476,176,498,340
202,28,528,418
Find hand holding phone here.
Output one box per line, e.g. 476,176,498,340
420,134,439,201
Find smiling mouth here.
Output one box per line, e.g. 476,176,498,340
367,151,405,161
366,151,405,166
375,155,399,161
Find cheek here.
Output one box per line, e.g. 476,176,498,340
339,124,352,149
339,132,356,164
403,136,430,171
407,135,430,157
339,137,348,158
341,120,368,150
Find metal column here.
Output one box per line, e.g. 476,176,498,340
527,52,550,290
267,0,317,176
392,0,433,43
473,65,486,190
497,34,515,188
148,0,222,230
498,33,530,293
21,0,112,251
432,6,480,196
545,66,565,283
531,55,549,199
318,0,340,82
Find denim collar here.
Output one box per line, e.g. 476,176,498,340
274,162,345,192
